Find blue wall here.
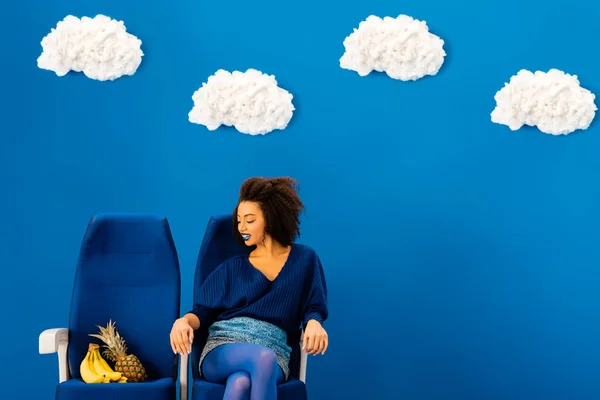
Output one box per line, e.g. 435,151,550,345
2,0,600,398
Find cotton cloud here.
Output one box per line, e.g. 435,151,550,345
37,14,143,81
339,14,446,81
188,69,295,135
491,69,597,135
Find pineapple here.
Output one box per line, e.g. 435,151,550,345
89,320,148,382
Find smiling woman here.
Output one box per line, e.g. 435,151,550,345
170,176,329,400
233,177,304,249
236,201,268,246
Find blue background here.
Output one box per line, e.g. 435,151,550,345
2,0,600,398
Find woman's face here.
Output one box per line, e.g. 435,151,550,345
237,201,266,246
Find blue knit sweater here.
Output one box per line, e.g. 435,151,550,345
189,243,328,341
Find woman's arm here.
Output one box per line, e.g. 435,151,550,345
171,262,230,354
302,252,329,328
186,262,230,329
182,313,200,330
301,251,329,354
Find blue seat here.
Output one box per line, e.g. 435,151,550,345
186,214,308,400
39,213,184,400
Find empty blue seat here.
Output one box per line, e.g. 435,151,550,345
39,213,184,400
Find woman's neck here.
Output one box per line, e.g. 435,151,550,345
252,237,289,258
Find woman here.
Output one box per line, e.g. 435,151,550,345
170,176,329,400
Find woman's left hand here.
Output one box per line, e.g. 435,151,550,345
302,319,328,355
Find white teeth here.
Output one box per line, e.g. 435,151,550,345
241,234,251,240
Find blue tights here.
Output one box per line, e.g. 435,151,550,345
202,343,285,400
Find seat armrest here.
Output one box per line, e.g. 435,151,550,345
179,352,189,400
299,329,308,383
39,328,70,383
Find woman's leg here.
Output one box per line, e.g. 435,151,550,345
202,343,284,400
223,371,251,400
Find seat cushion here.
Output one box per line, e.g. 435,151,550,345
56,378,175,400
192,377,307,400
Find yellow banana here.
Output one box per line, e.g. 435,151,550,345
118,376,128,383
80,345,106,383
91,349,122,382
88,348,109,383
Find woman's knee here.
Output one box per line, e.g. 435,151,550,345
254,348,279,371
227,371,251,392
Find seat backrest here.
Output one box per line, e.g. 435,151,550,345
194,214,252,286
67,213,180,380
191,215,303,380
191,214,252,378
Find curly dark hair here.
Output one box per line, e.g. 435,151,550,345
232,176,305,247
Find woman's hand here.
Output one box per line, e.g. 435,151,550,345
170,317,194,354
302,319,328,355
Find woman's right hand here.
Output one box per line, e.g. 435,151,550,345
170,317,194,354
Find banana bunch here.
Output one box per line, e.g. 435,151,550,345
80,343,128,383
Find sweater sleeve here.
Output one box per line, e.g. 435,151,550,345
187,262,229,328
301,252,329,328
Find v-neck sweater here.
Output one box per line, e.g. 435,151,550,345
189,243,328,343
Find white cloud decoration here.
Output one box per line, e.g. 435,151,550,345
491,69,597,135
339,14,446,81
37,14,143,81
188,69,295,135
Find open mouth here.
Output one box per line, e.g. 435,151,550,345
241,233,251,241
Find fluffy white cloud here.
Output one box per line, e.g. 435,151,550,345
491,69,597,135
339,14,446,81
188,69,295,135
37,14,143,81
